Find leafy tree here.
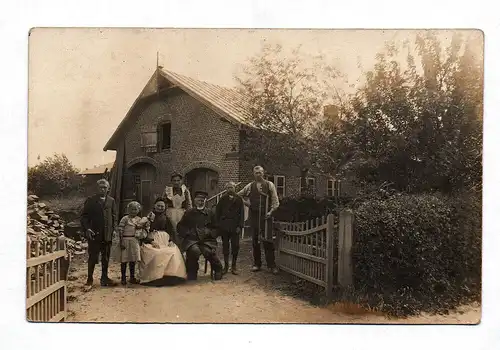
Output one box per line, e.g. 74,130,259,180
235,43,345,184
28,154,82,197
330,31,483,194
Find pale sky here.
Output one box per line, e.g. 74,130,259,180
28,28,480,170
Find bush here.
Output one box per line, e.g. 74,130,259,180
350,193,481,317
273,196,350,222
28,154,82,197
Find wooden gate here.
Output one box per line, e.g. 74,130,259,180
26,237,68,322
276,214,336,300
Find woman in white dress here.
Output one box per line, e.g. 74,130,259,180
139,198,187,285
163,173,192,244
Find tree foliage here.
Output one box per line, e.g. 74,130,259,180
235,43,345,177
330,32,483,194
28,154,82,197
236,33,482,196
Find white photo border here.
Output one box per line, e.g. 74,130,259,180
1,1,498,350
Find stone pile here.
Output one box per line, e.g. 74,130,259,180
27,194,87,258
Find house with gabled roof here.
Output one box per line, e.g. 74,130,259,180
105,66,351,215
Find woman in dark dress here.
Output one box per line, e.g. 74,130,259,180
139,198,187,286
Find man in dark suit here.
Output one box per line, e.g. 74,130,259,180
80,179,118,290
177,191,223,281
215,182,245,275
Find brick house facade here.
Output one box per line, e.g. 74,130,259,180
105,67,352,216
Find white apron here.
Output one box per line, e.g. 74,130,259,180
164,185,188,242
139,231,187,283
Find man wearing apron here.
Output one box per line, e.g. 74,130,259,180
163,173,193,244
238,165,280,274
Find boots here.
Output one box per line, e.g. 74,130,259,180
211,260,223,281
213,266,223,281
187,272,198,281
231,256,239,275
101,277,118,286
120,263,127,285
129,262,140,284
85,263,95,291
101,258,118,287
186,258,199,280
223,256,229,275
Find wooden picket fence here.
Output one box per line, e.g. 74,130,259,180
276,209,354,301
26,237,68,322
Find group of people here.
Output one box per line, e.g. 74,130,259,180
79,165,281,290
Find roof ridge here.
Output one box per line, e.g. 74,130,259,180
162,68,243,95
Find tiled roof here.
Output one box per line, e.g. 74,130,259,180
104,68,256,151
159,69,253,126
80,162,114,175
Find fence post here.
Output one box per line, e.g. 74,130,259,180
325,214,335,301
275,218,280,264
338,209,354,287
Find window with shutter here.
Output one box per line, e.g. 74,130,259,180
141,131,158,152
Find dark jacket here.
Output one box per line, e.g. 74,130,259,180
80,194,117,242
177,207,218,252
143,211,174,244
150,211,174,232
215,194,244,232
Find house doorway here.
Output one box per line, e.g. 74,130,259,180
128,163,156,215
185,168,219,200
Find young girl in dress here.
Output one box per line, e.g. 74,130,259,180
117,201,149,285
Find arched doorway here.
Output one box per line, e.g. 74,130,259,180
185,168,219,200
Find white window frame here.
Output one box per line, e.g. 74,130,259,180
327,179,334,197
274,175,286,198
327,178,342,197
266,174,286,198
300,177,316,195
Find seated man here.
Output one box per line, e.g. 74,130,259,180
177,191,223,281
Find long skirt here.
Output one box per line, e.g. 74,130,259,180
139,231,187,283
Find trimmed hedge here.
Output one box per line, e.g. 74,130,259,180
351,193,481,317
273,196,351,222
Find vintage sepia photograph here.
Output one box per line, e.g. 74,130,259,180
27,28,483,324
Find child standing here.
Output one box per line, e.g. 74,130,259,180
117,201,148,285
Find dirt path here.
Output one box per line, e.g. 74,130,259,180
66,240,480,324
